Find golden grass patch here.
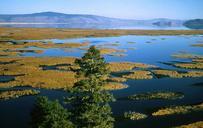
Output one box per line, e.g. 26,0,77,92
122,70,153,80
172,53,203,59
108,77,127,82
0,41,89,57
152,103,203,116
7,49,44,54
175,63,203,69
174,121,203,128
103,82,128,90
108,62,156,72
0,51,19,56
0,89,40,100
0,41,89,50
174,58,203,69
152,70,203,78
191,43,203,47
128,91,184,100
124,111,148,120
99,48,126,55
14,70,76,89
0,57,77,89
0,57,130,90
1,28,203,40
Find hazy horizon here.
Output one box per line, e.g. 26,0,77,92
0,0,203,20
0,11,190,21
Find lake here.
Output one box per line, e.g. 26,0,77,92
0,35,203,128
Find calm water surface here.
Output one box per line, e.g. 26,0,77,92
0,35,203,128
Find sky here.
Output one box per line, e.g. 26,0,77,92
0,0,203,20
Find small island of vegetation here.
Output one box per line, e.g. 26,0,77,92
0,89,40,100
127,91,184,100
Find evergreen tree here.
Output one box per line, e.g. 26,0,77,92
30,96,74,128
75,45,109,79
67,46,115,128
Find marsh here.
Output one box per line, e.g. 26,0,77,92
0,28,203,128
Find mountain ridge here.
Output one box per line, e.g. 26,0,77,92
0,11,183,23
0,12,190,29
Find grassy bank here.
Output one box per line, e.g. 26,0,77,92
1,28,203,40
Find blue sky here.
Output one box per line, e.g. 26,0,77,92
0,0,203,19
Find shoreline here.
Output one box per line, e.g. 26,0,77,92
0,27,203,40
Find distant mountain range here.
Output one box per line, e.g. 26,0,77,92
0,12,202,29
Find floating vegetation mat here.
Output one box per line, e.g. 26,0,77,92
191,43,203,47
99,48,126,55
172,53,203,59
124,111,148,120
0,57,77,89
174,59,203,70
103,82,128,90
0,57,202,89
108,77,127,83
0,57,132,90
0,89,40,100
152,70,203,78
127,91,184,100
152,103,203,116
109,62,156,72
174,121,203,128
0,41,89,56
122,70,153,80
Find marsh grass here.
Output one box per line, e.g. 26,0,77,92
122,70,153,80
152,70,203,78
0,57,77,89
0,41,89,50
0,57,131,90
0,41,89,57
109,62,156,72
152,103,203,116
99,48,126,55
128,91,184,100
108,77,127,82
191,43,203,47
1,28,203,40
7,49,44,54
174,121,203,128
124,111,148,120
103,82,128,90
0,89,40,100
0,57,202,89
172,53,203,59
0,51,19,56
174,59,203,69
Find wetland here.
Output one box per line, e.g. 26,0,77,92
0,28,203,128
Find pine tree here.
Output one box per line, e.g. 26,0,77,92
30,96,74,128
75,45,109,79
67,46,115,128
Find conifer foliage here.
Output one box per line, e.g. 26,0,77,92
30,46,114,128
68,46,115,128
30,96,74,128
